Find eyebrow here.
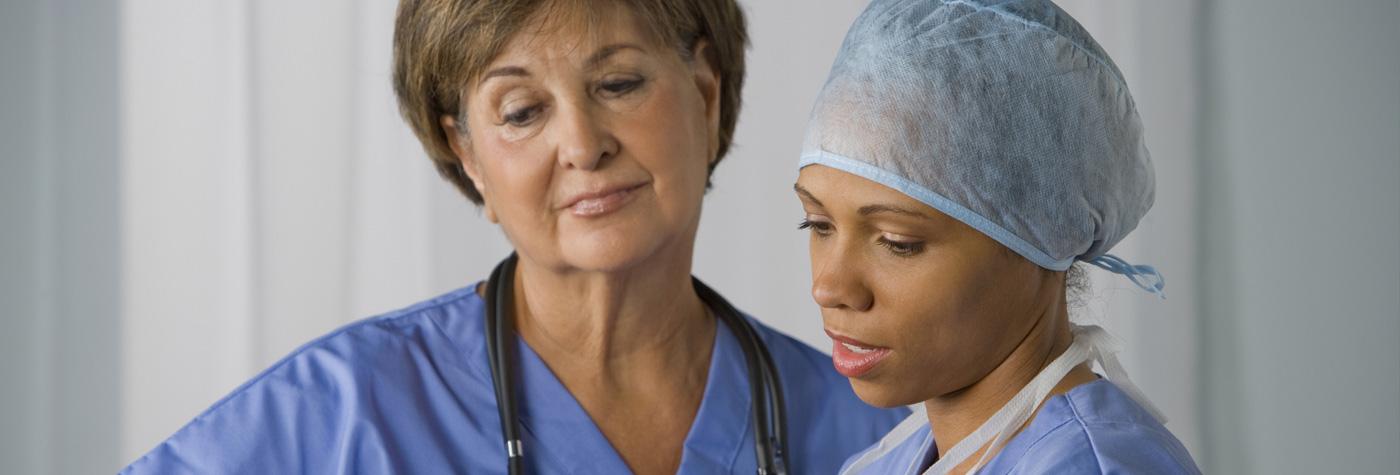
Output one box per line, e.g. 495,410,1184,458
796,183,934,220
480,66,530,84
793,184,824,207
858,204,934,220
585,43,643,69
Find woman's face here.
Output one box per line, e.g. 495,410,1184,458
446,6,720,273
795,165,1060,407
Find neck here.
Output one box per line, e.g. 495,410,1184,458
511,238,714,385
922,295,1096,464
502,236,717,474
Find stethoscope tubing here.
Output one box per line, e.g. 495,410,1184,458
485,256,525,474
692,275,789,474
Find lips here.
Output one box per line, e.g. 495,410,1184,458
560,182,647,217
825,329,892,378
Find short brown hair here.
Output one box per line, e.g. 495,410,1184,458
392,0,749,204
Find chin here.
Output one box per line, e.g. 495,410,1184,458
558,225,671,272
848,374,927,409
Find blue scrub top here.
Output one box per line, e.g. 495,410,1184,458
121,283,907,474
841,380,1200,474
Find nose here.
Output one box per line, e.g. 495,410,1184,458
555,102,618,171
811,247,874,312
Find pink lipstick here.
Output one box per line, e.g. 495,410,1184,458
825,329,892,378
562,182,646,218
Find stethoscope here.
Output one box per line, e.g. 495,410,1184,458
484,254,790,474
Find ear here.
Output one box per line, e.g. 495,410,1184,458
441,115,498,223
688,39,723,165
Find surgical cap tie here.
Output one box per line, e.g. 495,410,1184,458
1088,254,1166,299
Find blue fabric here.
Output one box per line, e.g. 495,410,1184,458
120,284,907,474
799,0,1160,287
840,380,1200,474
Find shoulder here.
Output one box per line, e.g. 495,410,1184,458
120,285,490,474
1001,381,1201,475
216,284,488,396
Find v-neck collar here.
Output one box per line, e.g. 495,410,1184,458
437,288,757,473
677,319,751,472
512,333,630,473
508,313,753,474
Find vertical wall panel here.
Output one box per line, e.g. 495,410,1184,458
249,0,357,365
1202,0,1400,472
347,0,438,318
48,1,124,472
0,1,49,473
120,0,256,461
1122,0,1203,459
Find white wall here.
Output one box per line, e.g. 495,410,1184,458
1200,0,1400,473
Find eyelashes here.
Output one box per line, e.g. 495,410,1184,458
797,218,832,235
495,77,647,128
799,218,926,258
598,77,644,96
876,237,925,257
502,104,543,126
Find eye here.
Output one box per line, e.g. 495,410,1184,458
502,104,543,127
597,77,644,97
798,218,834,237
876,235,925,257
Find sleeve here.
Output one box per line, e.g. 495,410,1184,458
118,346,374,475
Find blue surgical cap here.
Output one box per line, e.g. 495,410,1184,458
799,0,1165,296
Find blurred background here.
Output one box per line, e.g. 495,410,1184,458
1,0,1396,473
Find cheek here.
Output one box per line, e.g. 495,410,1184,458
879,257,1003,373
806,234,831,266
617,83,711,192
879,272,964,341
471,132,556,231
475,127,550,188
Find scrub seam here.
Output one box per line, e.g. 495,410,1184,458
421,290,495,385
1064,395,1107,474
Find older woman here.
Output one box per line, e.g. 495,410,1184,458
793,1,1200,474
119,1,904,474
